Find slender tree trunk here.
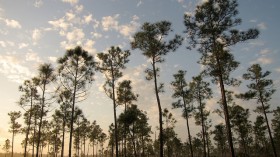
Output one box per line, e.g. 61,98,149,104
124,103,127,157
61,117,66,157
182,101,193,157
12,130,14,157
206,132,210,157
93,140,95,157
132,123,137,157
33,117,37,157
68,62,79,157
260,96,277,157
110,64,119,157
214,52,235,157
24,95,34,157
198,94,207,157
36,82,46,157
151,60,163,157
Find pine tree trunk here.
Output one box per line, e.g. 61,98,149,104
182,99,193,157
199,95,207,157
260,95,278,157
68,61,79,157
151,60,163,157
36,82,46,157
12,130,14,157
24,95,33,157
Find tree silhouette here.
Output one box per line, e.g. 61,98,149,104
18,79,39,157
57,46,95,157
8,111,21,157
190,74,212,157
33,63,55,157
237,64,277,157
229,105,252,156
97,46,130,157
253,115,268,156
184,1,259,156
116,80,137,157
131,21,182,157
170,70,194,157
2,139,11,157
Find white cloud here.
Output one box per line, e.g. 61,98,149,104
251,57,273,65
66,28,85,42
93,19,100,29
5,19,21,29
259,49,270,55
83,14,93,24
48,56,57,63
49,18,69,31
66,12,76,21
177,0,184,4
83,39,96,54
75,5,83,13
137,0,142,7
0,55,33,83
257,22,267,30
34,0,43,8
62,0,78,5
101,14,119,31
18,43,28,49
91,32,102,39
25,52,42,63
0,41,6,47
32,29,42,42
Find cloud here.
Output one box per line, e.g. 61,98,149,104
25,52,42,63
83,39,96,54
5,19,21,29
83,14,93,24
66,28,85,42
18,43,29,49
32,29,42,42
91,32,102,39
75,5,83,13
251,57,273,65
275,68,280,73
48,18,69,30
137,0,142,7
259,48,270,55
0,55,33,83
61,0,78,5
257,22,267,30
66,12,76,21
34,0,43,8
101,14,119,31
0,41,6,47
48,56,57,63
177,0,184,4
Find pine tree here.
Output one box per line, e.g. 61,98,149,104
131,21,183,157
97,46,130,157
57,46,95,157
170,70,194,157
184,1,259,156
8,111,21,157
237,64,277,157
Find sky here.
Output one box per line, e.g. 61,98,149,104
0,0,280,153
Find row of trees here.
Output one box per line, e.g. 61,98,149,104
2,0,279,157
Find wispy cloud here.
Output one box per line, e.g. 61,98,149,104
257,22,267,30
5,19,21,29
0,55,33,83
61,0,79,5
251,57,273,65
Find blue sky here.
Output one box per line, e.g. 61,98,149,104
0,0,280,152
